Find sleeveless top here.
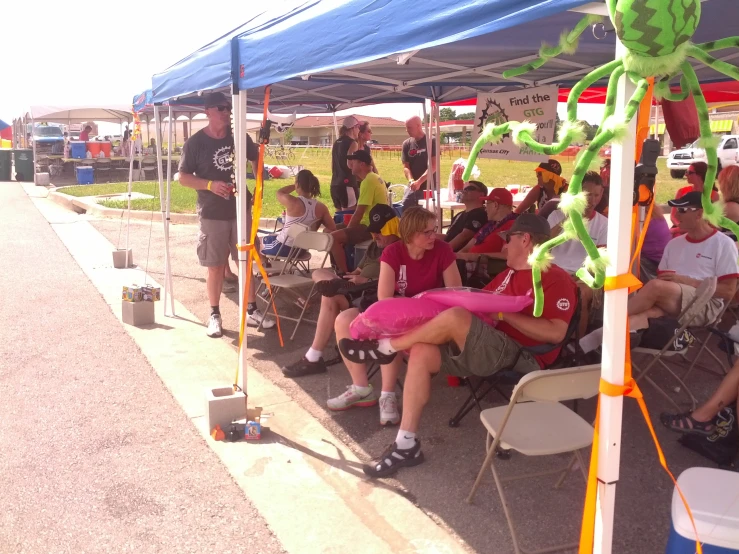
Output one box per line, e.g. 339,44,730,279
330,135,357,189
276,196,319,246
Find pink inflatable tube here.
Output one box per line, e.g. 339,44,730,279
350,287,532,340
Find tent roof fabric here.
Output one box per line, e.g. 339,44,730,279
293,115,404,128
29,106,132,123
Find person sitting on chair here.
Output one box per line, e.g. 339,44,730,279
579,191,739,353
439,180,488,252
337,214,578,478
514,159,567,215
327,207,462,426
260,169,335,257
281,205,400,378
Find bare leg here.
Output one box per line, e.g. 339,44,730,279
380,356,405,393
224,260,237,280
335,308,368,386
628,306,667,331
691,361,739,422
628,279,683,318
330,229,349,273
312,268,339,283
313,295,349,352
389,307,472,353
207,265,226,306
398,343,442,433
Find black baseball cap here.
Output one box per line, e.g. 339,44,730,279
499,213,551,240
204,91,231,109
668,190,705,208
346,149,373,166
367,204,398,234
464,180,488,194
536,159,563,176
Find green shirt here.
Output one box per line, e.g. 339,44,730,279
357,172,388,226
357,242,384,279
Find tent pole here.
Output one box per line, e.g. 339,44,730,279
154,106,171,315
31,116,37,184
166,105,176,316
423,102,430,211
434,101,442,230
595,37,636,554
234,89,249,394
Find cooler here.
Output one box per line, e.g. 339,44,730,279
76,166,94,185
70,141,87,159
0,149,11,181
86,142,102,157
666,467,739,554
99,142,112,157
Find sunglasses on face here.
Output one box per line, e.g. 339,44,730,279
463,186,483,193
212,105,232,112
505,232,525,244
686,170,696,175
677,207,700,213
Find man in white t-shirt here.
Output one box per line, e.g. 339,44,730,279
547,171,608,335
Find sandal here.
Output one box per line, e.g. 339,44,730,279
315,278,357,297
660,412,714,436
338,338,397,365
282,357,327,378
363,440,425,478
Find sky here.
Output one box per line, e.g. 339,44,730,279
2,1,604,131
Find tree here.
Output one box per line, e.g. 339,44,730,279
456,111,476,120
439,107,457,121
283,127,294,145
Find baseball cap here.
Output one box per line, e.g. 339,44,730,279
346,149,373,165
204,91,231,109
367,204,398,234
536,159,563,176
342,115,360,128
499,213,551,240
668,190,705,208
464,180,488,195
481,187,513,206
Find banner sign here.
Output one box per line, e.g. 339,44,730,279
472,85,558,163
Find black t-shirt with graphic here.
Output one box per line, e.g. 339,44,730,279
179,130,259,220
331,135,357,190
445,207,487,248
401,134,437,189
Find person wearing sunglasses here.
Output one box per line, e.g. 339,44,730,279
579,190,739,354
179,91,275,338
440,180,488,252
670,162,719,235
336,214,577,478
327,207,461,426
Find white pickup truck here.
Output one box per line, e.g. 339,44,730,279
667,135,739,179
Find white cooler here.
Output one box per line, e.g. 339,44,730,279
666,467,739,553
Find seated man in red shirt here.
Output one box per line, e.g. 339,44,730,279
338,214,578,478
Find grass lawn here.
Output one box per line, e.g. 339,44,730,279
60,149,684,217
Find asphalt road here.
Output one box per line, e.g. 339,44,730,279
0,183,284,554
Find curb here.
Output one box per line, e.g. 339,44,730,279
48,189,279,228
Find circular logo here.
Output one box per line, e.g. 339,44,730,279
409,148,417,157
372,213,381,222
212,145,233,172
556,298,571,311
472,220,481,229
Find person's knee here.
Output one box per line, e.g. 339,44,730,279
335,307,358,333
331,229,348,244
440,306,472,327
207,265,225,276
408,343,442,374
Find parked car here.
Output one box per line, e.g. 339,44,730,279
667,135,739,179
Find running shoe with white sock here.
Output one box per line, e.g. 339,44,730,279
327,384,378,411
247,309,276,329
379,393,400,426
206,314,223,338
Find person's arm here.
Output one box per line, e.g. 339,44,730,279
377,261,396,300
410,156,437,190
447,229,476,252
348,204,367,227
317,202,337,232
178,147,232,200
546,210,565,238
275,183,302,211
346,140,358,158
402,162,413,182
514,185,541,214
456,250,506,262
442,261,463,287
497,312,568,344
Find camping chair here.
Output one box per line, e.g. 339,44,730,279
140,156,159,180
257,231,333,339
632,276,717,412
448,288,583,428
680,299,736,382
94,159,112,183
467,364,601,554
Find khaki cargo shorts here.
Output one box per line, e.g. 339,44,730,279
197,212,251,267
677,283,725,327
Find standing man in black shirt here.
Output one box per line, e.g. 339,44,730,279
330,115,360,210
179,92,275,338
401,115,437,211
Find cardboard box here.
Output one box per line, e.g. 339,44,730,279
121,298,155,326
141,285,160,302
244,407,263,440
122,285,143,302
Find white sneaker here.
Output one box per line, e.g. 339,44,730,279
327,385,378,411
206,314,223,338
379,393,400,426
247,309,276,329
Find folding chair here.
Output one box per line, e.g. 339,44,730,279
94,158,112,183
257,231,333,339
467,364,601,554
140,156,159,180
680,299,737,381
632,276,717,412
448,288,583,427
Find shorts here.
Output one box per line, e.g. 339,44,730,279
197,211,251,267
439,316,540,378
331,185,358,210
401,187,424,210
261,234,293,257
677,283,725,327
337,223,372,245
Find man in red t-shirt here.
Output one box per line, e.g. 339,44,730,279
338,214,578,478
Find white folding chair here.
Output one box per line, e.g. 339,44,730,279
467,364,601,554
257,231,333,339
632,276,717,412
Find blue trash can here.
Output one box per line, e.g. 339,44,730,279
75,166,94,185
666,467,739,553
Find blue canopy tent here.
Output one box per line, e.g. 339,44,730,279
151,3,739,551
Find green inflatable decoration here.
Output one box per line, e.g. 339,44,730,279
464,0,739,316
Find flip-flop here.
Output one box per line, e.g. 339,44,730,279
660,412,714,436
